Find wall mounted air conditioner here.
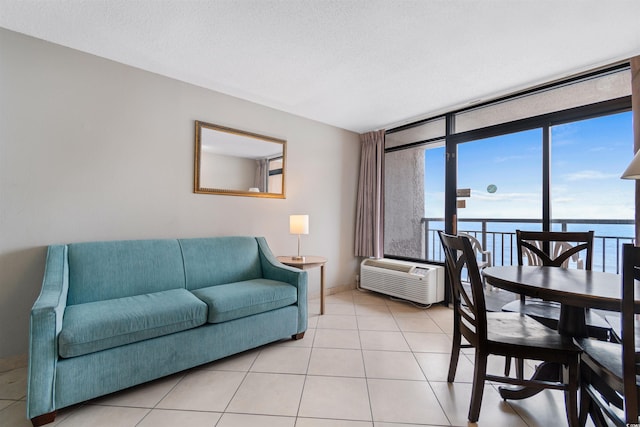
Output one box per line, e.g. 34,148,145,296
360,258,444,305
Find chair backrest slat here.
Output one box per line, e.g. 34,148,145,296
516,230,594,270
439,231,487,344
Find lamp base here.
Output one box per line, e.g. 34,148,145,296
292,255,305,261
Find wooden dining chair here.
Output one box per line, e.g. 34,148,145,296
502,230,612,341
577,243,640,427
439,231,582,426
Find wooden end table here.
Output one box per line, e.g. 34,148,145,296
277,256,327,315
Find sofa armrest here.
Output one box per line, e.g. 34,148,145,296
27,245,69,420
255,237,307,333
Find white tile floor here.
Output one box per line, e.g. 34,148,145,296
0,289,594,426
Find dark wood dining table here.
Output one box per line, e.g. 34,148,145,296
481,265,638,401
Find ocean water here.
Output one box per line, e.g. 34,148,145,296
426,220,635,273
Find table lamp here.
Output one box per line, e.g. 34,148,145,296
621,150,640,179
621,150,640,246
290,214,309,261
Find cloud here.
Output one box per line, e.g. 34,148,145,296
552,197,576,204
562,170,619,181
471,191,537,202
495,155,528,163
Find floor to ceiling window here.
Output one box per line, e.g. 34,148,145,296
384,63,634,273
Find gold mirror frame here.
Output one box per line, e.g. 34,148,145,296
194,121,286,198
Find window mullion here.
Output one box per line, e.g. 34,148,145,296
543,124,551,233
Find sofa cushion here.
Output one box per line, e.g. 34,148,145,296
58,289,207,358
67,239,186,305
179,237,263,291
191,279,297,323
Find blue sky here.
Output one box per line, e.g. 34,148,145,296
425,111,635,220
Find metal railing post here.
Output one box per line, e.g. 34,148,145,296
481,221,488,262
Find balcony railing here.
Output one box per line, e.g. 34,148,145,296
421,217,635,273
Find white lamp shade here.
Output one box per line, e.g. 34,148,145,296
290,215,309,235
621,150,640,179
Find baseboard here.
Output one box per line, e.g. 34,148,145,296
307,283,356,300
326,283,356,295
0,353,28,373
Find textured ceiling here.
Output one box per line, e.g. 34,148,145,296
1,0,639,133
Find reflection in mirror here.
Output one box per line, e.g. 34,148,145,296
194,121,286,198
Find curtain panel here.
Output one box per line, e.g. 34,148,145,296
254,159,268,192
354,130,385,258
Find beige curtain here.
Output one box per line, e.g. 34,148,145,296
632,57,640,243
254,159,268,192
354,130,385,257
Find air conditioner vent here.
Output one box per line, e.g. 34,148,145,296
362,259,414,273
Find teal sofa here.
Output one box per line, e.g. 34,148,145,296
27,236,307,426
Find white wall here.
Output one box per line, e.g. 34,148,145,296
200,152,256,190
0,28,361,360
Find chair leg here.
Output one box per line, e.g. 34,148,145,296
578,381,591,427
579,388,609,427
504,357,525,378
515,358,524,380
589,404,609,427
447,324,461,383
504,356,512,376
581,389,608,427
469,352,487,423
562,363,579,427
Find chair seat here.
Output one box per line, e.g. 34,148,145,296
604,313,640,345
577,244,640,426
487,312,581,354
577,338,640,399
502,299,612,340
577,339,628,381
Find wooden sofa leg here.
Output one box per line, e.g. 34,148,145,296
292,332,305,340
31,411,57,426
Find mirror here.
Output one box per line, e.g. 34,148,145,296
194,121,286,198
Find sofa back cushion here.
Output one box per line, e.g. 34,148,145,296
179,237,262,290
67,239,186,305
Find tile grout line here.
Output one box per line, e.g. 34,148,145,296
388,295,457,426
357,302,376,425
293,320,317,424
